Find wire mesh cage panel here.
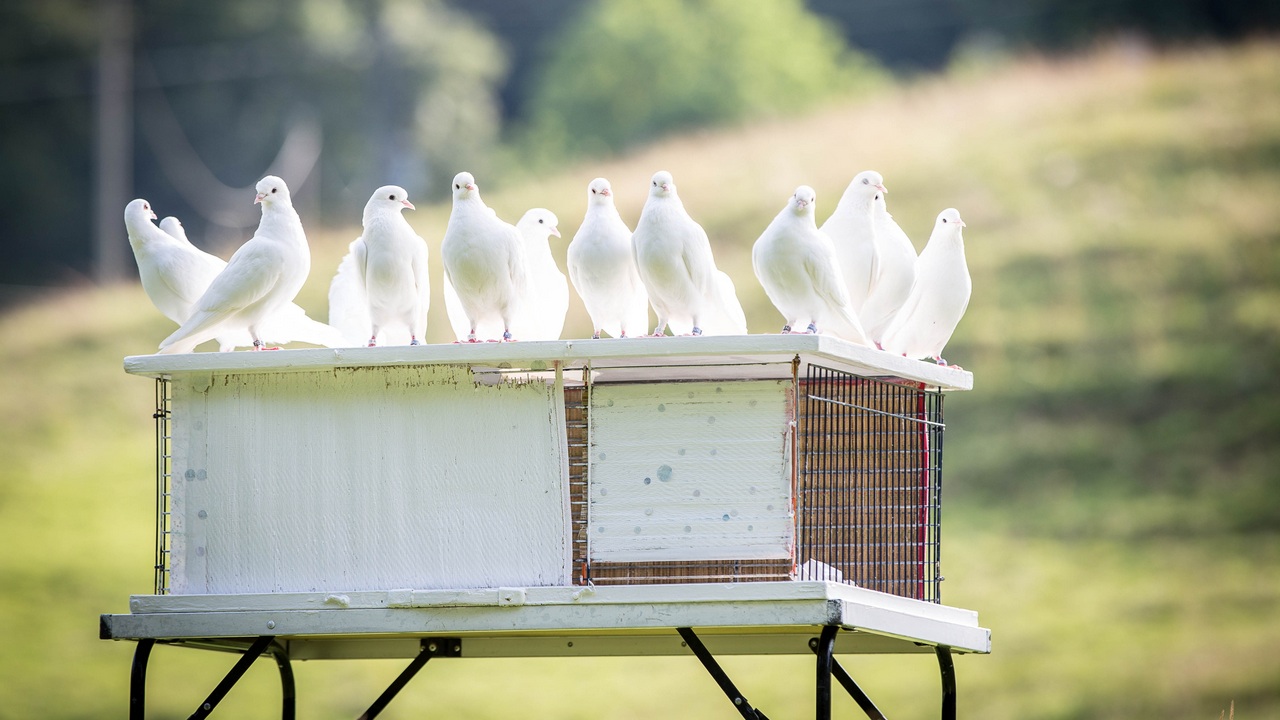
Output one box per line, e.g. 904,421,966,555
569,363,945,602
796,365,944,602
154,378,172,595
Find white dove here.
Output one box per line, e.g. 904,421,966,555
327,185,429,347
859,191,919,345
752,186,870,344
880,208,971,367
440,171,528,342
567,178,649,339
515,208,568,341
157,175,312,354
158,215,197,249
128,199,340,352
820,170,886,314
631,170,747,336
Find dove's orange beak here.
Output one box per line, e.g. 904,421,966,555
876,183,888,194
148,209,158,220
402,200,416,210
254,192,267,204
550,227,561,238
600,188,611,197
465,183,476,191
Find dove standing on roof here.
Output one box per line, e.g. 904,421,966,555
820,170,885,314
631,170,747,336
752,186,871,344
157,176,312,354
567,178,649,339
327,185,429,346
859,190,919,345
880,208,971,367
514,208,568,340
440,171,528,342
127,198,340,352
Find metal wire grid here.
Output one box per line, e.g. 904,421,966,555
565,376,591,585
796,364,944,602
153,378,172,595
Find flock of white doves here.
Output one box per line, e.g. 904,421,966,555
124,169,970,366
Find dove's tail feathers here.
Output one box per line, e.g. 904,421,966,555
327,242,373,346
275,317,349,348
158,308,231,354
699,270,748,336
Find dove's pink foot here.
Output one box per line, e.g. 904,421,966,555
251,340,281,351
874,341,884,351
367,337,377,348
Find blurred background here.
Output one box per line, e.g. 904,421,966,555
1,0,1278,717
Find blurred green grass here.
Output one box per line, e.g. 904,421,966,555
1,40,1277,718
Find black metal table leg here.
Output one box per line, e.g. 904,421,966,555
130,639,156,720
815,626,837,720
808,632,888,720
936,646,956,720
677,627,770,720
188,635,274,719
267,641,296,720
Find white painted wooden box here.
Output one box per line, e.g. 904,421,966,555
125,336,971,600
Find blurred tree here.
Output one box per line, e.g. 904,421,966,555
519,0,885,160
0,0,507,294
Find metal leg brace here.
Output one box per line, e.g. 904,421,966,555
808,628,887,720
129,636,293,720
357,638,462,720
187,636,276,719
676,627,770,720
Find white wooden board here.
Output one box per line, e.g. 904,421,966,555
588,380,794,562
169,364,570,594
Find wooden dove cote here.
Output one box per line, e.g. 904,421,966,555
124,335,971,602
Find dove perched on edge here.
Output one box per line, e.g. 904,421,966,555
631,170,747,336
880,208,971,366
128,199,340,352
327,185,429,346
859,191,919,345
440,171,528,342
515,208,568,340
820,170,886,315
567,178,649,339
157,176,312,354
752,186,871,344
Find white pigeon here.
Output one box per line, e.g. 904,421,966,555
127,200,341,352
567,178,649,339
158,215,197,249
820,170,886,314
440,171,528,342
859,191,919,344
157,176,312,354
752,186,870,344
515,208,568,340
446,208,565,341
880,208,971,366
631,170,747,336
326,185,429,347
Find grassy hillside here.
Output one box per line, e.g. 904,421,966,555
1,40,1277,718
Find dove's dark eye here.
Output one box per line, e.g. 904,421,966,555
942,218,948,223
271,187,278,194
389,194,396,200
862,178,869,185
455,183,461,190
